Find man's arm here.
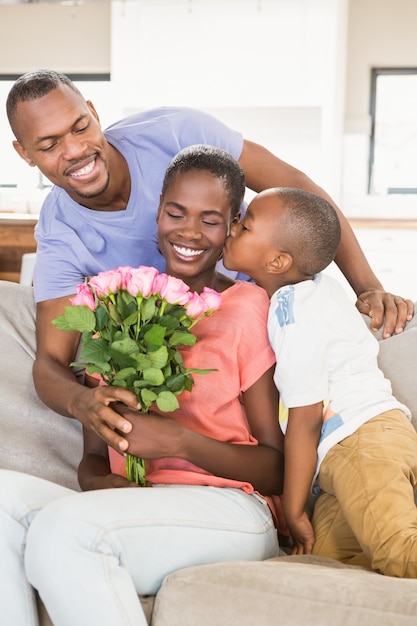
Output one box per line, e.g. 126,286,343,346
283,402,323,555
238,139,414,337
34,296,139,451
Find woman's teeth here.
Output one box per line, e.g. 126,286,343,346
173,245,204,257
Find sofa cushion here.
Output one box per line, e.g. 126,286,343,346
152,555,417,625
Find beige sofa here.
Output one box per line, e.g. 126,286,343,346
1,279,417,626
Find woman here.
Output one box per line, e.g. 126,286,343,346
0,145,283,626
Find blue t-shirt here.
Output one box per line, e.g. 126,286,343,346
34,106,243,302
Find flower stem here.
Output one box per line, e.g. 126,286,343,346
126,453,147,487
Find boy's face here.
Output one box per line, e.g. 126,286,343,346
157,169,231,287
223,191,281,286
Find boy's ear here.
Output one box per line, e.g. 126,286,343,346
13,140,36,167
265,251,293,274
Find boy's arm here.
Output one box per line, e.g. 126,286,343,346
283,402,323,554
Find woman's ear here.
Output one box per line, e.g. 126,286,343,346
266,251,293,274
156,195,163,223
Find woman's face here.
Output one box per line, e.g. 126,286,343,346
157,169,232,287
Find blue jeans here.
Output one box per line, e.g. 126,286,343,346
0,470,278,626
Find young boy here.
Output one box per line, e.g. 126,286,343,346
223,186,417,578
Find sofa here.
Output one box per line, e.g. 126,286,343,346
1,279,417,626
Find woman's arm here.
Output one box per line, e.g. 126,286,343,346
119,366,284,495
283,402,323,554
238,139,414,337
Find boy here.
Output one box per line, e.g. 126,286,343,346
223,187,417,578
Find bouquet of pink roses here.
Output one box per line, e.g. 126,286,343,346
52,265,222,486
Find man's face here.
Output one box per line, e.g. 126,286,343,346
12,84,111,202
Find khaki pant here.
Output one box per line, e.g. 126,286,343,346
312,409,417,578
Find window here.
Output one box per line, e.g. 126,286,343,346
369,68,417,195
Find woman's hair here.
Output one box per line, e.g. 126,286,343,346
161,144,246,219
271,187,342,276
6,70,81,139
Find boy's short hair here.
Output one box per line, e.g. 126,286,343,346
272,187,341,275
161,144,246,219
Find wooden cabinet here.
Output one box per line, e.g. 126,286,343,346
0,215,37,283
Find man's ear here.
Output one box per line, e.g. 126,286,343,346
13,140,36,167
266,251,293,274
87,100,100,124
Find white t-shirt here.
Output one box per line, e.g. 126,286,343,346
268,273,411,479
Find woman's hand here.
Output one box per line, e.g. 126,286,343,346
84,473,140,490
356,290,414,338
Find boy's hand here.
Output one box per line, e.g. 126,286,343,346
287,512,315,555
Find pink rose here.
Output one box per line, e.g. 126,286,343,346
153,273,190,305
185,292,206,318
126,266,159,297
151,272,169,297
200,287,222,313
89,269,123,297
117,266,133,290
70,283,96,311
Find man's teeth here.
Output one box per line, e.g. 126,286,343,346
71,160,95,177
173,245,204,257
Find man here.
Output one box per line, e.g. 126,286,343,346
6,69,413,452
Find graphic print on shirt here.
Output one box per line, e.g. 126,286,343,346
274,285,295,327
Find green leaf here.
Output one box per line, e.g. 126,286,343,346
132,352,152,370
80,336,111,366
141,297,156,322
94,305,110,331
166,373,185,392
52,306,96,333
141,388,157,408
156,390,180,412
144,324,166,348
111,336,140,355
158,314,181,330
147,345,169,369
108,301,123,325
143,367,165,385
169,330,197,347
113,367,137,382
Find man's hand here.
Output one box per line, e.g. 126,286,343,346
356,290,414,339
287,512,315,555
71,385,140,452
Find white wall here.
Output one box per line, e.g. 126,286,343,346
0,0,347,211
